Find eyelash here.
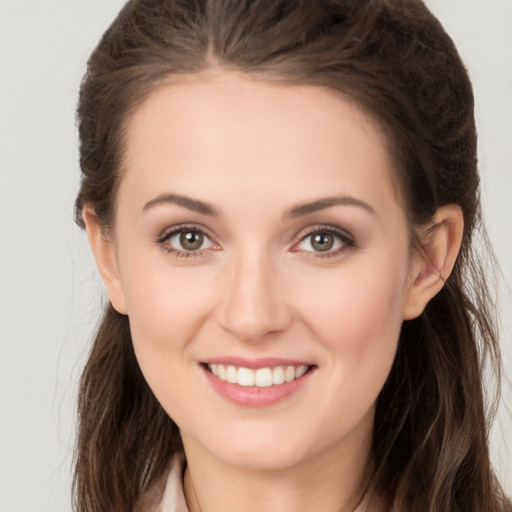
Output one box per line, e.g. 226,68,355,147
156,224,356,259
291,225,356,259
156,224,216,258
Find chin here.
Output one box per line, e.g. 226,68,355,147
216,443,310,471
186,421,345,472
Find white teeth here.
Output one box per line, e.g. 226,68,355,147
272,366,285,385
226,365,237,384
295,365,307,378
207,363,310,387
237,367,255,387
285,366,295,383
254,368,273,387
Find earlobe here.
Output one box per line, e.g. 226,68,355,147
402,204,464,320
82,206,128,315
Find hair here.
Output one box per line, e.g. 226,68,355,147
74,1,510,511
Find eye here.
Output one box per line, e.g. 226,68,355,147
157,225,216,256
292,227,355,257
176,230,207,251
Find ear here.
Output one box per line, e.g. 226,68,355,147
82,205,128,315
402,204,464,320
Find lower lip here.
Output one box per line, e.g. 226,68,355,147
202,366,314,407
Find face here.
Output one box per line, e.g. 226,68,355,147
102,74,420,471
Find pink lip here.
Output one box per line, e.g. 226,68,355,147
200,361,316,407
201,356,314,370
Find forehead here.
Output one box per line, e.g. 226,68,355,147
120,74,400,219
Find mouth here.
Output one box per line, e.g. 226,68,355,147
203,363,314,388
200,357,317,406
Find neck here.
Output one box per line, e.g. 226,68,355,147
182,418,373,512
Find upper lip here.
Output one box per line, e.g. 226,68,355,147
201,356,315,370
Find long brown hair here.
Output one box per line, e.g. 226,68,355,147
74,1,510,510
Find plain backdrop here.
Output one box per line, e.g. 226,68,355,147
0,1,511,510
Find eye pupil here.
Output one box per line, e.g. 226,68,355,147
180,231,204,250
311,233,334,252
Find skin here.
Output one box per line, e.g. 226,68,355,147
84,72,463,512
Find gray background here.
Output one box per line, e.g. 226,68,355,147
1,1,511,510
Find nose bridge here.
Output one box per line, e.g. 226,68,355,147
217,244,291,342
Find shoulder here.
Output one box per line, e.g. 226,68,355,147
159,452,189,512
135,453,187,512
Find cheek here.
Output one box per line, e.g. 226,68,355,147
295,255,408,381
291,260,407,442
120,261,216,419
118,248,215,359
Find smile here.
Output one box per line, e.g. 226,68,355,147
207,364,310,387
201,360,316,406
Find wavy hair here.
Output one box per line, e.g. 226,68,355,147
74,1,510,510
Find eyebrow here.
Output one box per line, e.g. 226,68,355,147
285,196,377,219
142,192,376,219
142,193,220,216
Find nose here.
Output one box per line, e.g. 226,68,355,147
216,249,293,343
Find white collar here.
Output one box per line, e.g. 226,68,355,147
160,452,188,512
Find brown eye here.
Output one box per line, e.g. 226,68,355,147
293,227,354,257
310,232,334,252
180,230,204,251
159,226,215,255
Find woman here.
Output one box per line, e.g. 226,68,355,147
73,0,511,510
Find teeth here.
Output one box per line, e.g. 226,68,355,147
226,365,237,384
207,364,310,387
237,367,255,387
254,368,272,387
295,365,307,378
272,366,285,385
285,366,295,383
